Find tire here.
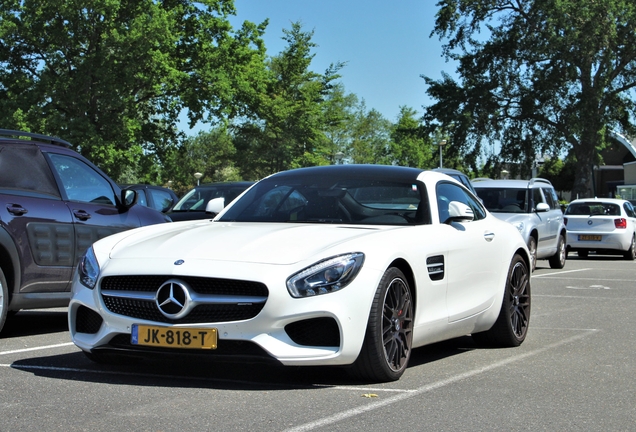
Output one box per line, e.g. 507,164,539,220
0,267,8,335
623,235,636,260
527,236,537,271
350,267,413,382
578,250,588,258
549,235,566,269
472,254,530,347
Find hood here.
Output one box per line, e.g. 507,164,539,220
108,221,389,265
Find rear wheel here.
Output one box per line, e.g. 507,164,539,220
472,254,530,347
0,267,8,335
350,267,413,382
549,235,566,269
528,236,537,271
623,236,635,260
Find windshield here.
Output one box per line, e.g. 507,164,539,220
218,176,429,225
475,188,528,213
172,185,250,212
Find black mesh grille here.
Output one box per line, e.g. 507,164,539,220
100,275,268,324
76,306,103,334
285,317,340,347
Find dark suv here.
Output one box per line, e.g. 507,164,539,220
0,130,170,333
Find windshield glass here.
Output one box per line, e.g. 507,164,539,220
172,184,250,212
218,175,429,225
475,188,528,213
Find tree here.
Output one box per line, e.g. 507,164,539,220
0,0,266,180
233,22,343,179
348,101,392,165
423,0,636,197
390,106,434,168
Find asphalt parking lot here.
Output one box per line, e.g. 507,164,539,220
1,254,635,431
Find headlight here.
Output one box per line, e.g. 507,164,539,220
512,221,524,233
287,253,365,298
78,246,100,289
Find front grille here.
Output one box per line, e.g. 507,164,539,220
75,306,103,334
100,275,268,324
285,317,340,347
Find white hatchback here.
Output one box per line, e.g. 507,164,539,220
564,198,636,260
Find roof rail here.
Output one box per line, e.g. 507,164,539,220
0,129,72,148
471,177,492,182
528,177,552,187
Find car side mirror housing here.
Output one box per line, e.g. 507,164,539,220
121,189,138,208
536,202,550,212
446,201,474,223
206,197,225,214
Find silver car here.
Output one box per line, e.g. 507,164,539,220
473,178,567,271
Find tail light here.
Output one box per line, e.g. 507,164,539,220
614,218,627,229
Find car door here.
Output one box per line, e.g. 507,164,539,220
435,182,505,322
0,144,75,293
46,153,142,268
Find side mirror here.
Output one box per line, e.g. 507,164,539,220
446,201,474,223
536,202,550,212
206,197,225,215
121,189,138,208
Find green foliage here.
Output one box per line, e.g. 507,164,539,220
424,0,636,197
0,0,265,180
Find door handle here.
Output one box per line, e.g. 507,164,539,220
6,203,28,216
73,209,92,221
484,232,495,242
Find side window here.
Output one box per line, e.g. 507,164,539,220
0,145,60,197
533,188,544,209
148,189,174,212
137,190,148,207
541,188,556,209
624,202,636,218
48,154,116,205
436,182,486,223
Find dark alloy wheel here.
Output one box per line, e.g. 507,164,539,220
350,267,413,382
472,254,530,347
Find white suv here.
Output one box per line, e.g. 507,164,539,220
473,178,567,271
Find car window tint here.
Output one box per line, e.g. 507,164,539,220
436,182,486,222
48,154,116,205
475,187,526,213
137,189,148,207
541,188,556,209
533,188,544,208
0,145,60,197
624,202,636,218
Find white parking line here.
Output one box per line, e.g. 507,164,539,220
0,342,74,356
533,268,591,277
283,329,597,432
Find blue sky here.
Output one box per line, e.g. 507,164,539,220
229,0,454,122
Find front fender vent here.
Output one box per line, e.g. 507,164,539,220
427,255,445,281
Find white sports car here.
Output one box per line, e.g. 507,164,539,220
69,165,531,382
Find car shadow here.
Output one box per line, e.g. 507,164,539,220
1,309,68,337
10,336,477,390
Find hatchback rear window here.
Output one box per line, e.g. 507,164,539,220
566,203,620,216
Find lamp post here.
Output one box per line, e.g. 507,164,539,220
194,172,202,186
438,140,447,168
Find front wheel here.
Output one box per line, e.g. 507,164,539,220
549,235,566,269
527,236,537,271
350,267,413,382
472,254,530,347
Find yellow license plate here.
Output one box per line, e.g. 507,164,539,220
579,235,601,241
131,324,217,349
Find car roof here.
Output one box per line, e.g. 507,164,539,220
266,164,427,183
0,129,72,148
568,198,629,205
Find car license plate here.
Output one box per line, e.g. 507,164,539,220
579,235,601,241
131,324,217,349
